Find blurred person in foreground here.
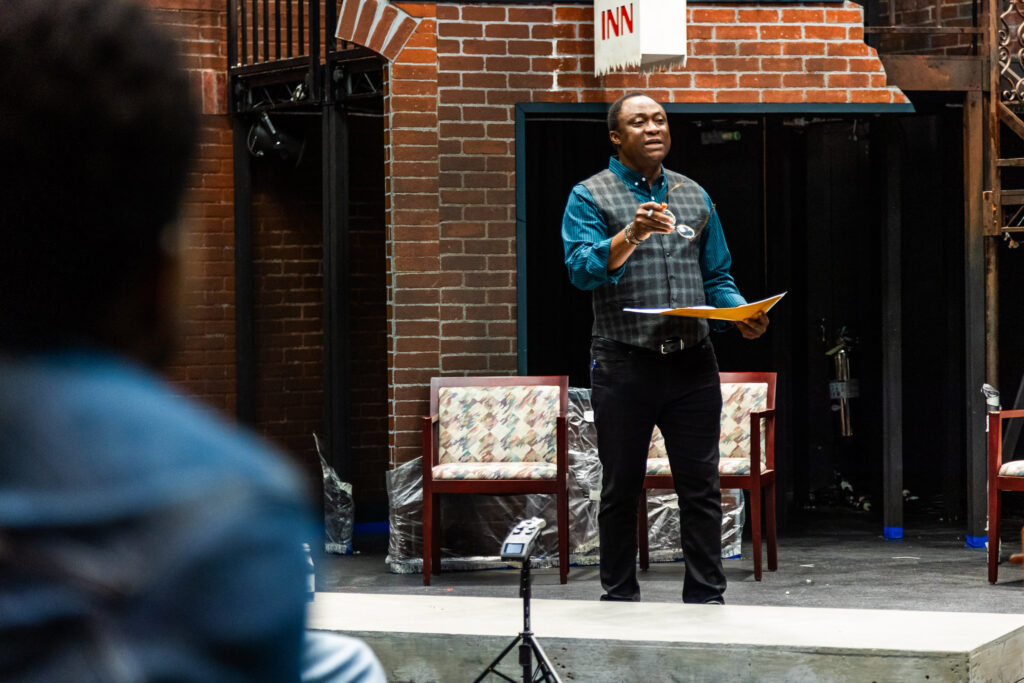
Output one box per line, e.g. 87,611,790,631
0,0,384,680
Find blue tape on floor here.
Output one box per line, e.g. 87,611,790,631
883,526,903,540
965,535,986,549
354,521,390,535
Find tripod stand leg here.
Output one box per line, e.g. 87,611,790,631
525,635,562,683
477,556,563,682
472,634,523,683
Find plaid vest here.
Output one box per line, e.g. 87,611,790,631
581,168,711,350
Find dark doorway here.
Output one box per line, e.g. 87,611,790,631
241,97,389,524
520,102,967,526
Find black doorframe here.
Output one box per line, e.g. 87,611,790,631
232,117,257,427
321,102,351,482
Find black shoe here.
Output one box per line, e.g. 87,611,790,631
600,593,641,602
683,595,725,604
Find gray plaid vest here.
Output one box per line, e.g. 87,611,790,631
581,168,711,350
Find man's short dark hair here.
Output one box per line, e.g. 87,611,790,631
0,0,199,350
607,91,650,133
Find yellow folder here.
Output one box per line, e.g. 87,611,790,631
624,292,786,322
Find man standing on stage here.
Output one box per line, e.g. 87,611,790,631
561,92,769,604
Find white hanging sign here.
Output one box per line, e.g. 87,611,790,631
594,0,687,77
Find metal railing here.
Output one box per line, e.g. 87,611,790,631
228,0,338,70
996,0,1024,101
226,0,384,114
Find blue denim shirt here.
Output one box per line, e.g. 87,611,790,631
562,156,746,311
0,349,314,682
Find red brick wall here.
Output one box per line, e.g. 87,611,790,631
151,1,326,485
382,4,443,467
337,0,908,466
151,1,392,512
169,118,238,415
150,0,912,486
150,1,237,416
349,115,390,508
250,154,325,480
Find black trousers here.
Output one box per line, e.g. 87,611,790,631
590,336,726,603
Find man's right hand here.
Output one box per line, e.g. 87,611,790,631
609,202,676,270
632,201,675,239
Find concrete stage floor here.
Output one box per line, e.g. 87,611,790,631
314,513,1024,613
310,512,1024,681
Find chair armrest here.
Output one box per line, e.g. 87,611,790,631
421,414,439,481
749,408,776,471
988,409,1024,476
992,408,1024,420
989,411,1002,480
556,415,568,488
986,410,1024,477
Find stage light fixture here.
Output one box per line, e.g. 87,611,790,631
247,111,305,167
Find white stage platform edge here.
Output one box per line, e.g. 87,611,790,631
308,592,1024,682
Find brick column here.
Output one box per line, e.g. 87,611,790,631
385,3,441,466
436,3,522,378
151,2,237,415
338,0,438,466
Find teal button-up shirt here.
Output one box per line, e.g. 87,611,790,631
562,156,746,312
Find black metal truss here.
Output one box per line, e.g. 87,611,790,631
231,46,384,115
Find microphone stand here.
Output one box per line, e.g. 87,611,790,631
473,560,562,683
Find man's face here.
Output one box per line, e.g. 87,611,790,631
610,95,671,173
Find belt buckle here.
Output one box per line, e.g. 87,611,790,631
660,339,683,354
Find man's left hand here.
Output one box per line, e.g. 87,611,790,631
734,311,769,339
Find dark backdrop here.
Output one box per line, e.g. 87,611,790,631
521,105,968,523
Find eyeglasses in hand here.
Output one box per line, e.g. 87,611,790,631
659,180,716,241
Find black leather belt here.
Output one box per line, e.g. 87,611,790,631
594,336,705,356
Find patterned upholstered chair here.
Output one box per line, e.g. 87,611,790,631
638,371,777,580
987,409,1024,584
421,375,569,586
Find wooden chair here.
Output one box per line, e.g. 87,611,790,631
421,375,569,586
1010,527,1024,572
987,409,1024,584
638,371,777,580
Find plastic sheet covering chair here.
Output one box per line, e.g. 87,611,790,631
987,409,1024,584
421,375,569,586
638,372,777,580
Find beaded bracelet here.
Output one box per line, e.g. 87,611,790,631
624,223,643,246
